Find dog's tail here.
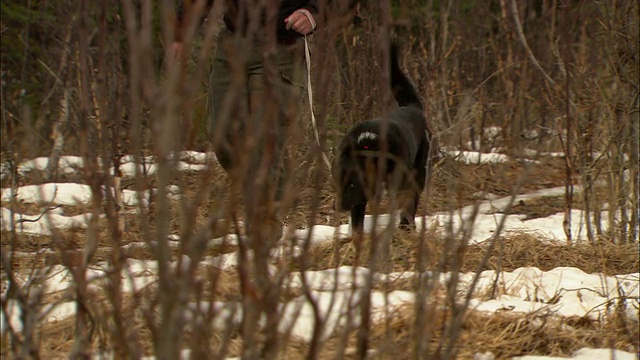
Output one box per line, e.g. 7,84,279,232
390,42,423,110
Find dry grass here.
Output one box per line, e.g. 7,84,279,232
297,230,639,276
3,212,637,284
4,219,637,359
458,233,639,275
2,148,637,359
28,292,638,359
356,305,639,360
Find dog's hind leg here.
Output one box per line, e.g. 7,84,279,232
350,202,367,234
398,135,430,231
414,135,431,191
399,194,418,230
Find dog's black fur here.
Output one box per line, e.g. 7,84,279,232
334,42,433,233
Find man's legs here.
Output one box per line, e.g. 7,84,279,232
207,34,305,359
240,40,304,247
243,42,304,244
207,31,248,172
244,41,305,359
207,34,304,244
247,43,305,202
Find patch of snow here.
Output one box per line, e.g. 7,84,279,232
512,348,638,360
1,182,181,210
177,150,216,163
293,225,348,246
1,300,77,334
288,266,371,291
184,301,243,331
416,183,614,243
1,207,95,236
42,301,77,323
280,289,413,343
446,150,510,164
2,183,94,206
208,234,241,247
176,162,208,172
0,300,22,334
15,156,84,177
202,252,241,270
118,161,158,177
140,349,192,360
464,267,639,320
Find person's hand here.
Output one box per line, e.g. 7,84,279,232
284,9,316,35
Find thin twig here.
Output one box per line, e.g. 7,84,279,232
510,0,558,89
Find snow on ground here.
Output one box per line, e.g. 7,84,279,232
129,347,640,360
1,150,638,359
0,152,217,181
1,182,182,208
444,149,511,164
0,170,613,243
2,258,637,348
513,348,639,360
0,206,97,235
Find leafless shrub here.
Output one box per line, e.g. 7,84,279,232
1,0,637,359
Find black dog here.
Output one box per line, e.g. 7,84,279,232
334,42,433,234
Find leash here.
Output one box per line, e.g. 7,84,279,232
303,35,333,172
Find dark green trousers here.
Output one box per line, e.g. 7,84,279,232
208,29,305,240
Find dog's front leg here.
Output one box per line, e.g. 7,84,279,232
350,202,367,234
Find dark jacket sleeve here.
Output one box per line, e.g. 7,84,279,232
300,0,332,30
301,0,327,15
